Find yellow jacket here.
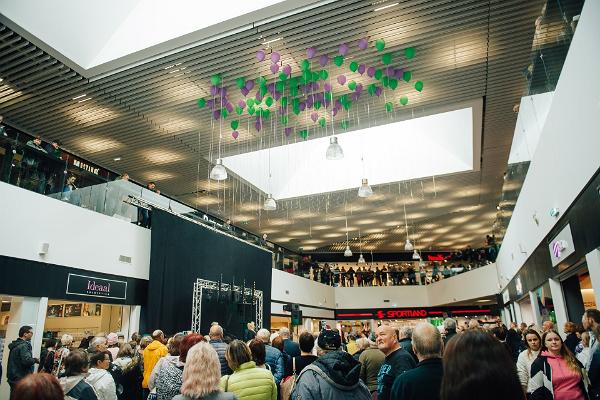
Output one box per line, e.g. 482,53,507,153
142,340,168,388
220,361,277,400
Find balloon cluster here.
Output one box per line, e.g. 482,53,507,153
196,38,423,139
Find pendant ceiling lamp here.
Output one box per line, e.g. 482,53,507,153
344,203,352,257
344,245,353,257
403,203,413,251
210,159,228,181
412,249,421,260
358,178,373,198
358,230,366,264
326,136,344,160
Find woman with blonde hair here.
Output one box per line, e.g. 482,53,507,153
173,342,235,400
221,340,276,400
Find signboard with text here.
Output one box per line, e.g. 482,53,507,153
335,306,499,320
66,273,127,300
548,224,575,267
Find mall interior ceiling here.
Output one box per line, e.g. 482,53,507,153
0,0,580,253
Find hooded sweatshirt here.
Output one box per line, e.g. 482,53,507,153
7,338,36,383
543,351,586,400
86,368,117,400
143,340,168,388
291,350,371,400
60,374,98,400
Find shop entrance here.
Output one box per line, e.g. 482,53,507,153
562,267,597,322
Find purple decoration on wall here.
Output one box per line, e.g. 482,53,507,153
312,82,320,91
221,87,227,97
206,99,215,109
270,64,279,74
339,43,349,56
319,54,329,67
324,82,332,92
256,50,265,61
274,91,282,101
335,99,342,108
256,91,263,102
245,80,255,90
255,119,262,132
316,92,324,102
358,64,366,75
367,67,375,77
271,52,280,63
324,98,331,107
307,47,317,59
268,83,275,94
284,127,293,137
358,38,368,50
332,108,338,117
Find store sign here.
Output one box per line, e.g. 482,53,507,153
336,307,496,320
72,159,100,175
548,224,575,267
66,274,127,300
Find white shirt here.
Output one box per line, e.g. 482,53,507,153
516,348,540,391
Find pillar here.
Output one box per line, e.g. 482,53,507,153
549,278,568,339
530,290,543,328
586,248,600,307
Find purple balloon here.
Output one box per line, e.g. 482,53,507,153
394,68,404,80
324,82,332,92
335,99,342,108
299,102,306,111
213,110,221,120
351,92,359,102
386,67,395,77
316,93,325,102
312,82,320,91
210,85,219,96
278,106,285,114
206,99,215,109
358,64,366,75
284,127,293,137
310,112,318,122
283,64,292,75
221,87,227,97
255,119,262,132
274,91,282,101
306,96,314,108
226,103,234,113
245,80,255,91
256,50,265,62
232,130,239,139
240,87,249,97
267,83,275,94
367,67,375,78
375,87,383,97
339,43,349,56
358,38,368,50
238,100,246,109
332,108,338,117
307,47,317,59
319,54,329,67
355,83,364,93
271,52,280,64
337,75,346,85
270,64,279,74
255,91,263,102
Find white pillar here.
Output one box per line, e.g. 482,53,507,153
530,290,543,328
502,307,510,326
513,301,523,324
586,249,600,307
549,278,568,339
126,305,141,340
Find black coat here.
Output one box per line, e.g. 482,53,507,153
391,357,443,400
564,332,581,355
7,338,36,384
377,347,417,400
283,339,301,358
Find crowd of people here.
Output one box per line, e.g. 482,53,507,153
6,308,600,400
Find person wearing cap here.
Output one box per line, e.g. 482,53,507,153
376,325,416,400
290,329,371,400
106,333,120,362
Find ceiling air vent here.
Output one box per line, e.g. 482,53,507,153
383,299,390,303
119,255,132,264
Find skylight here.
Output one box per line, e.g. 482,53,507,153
222,102,481,200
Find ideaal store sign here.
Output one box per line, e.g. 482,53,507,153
66,273,127,300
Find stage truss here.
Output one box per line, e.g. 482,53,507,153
191,278,263,333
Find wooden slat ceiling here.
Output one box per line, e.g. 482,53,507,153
0,0,570,252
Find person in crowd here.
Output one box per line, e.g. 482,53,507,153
587,325,600,399
243,322,256,341
49,333,73,376
248,339,269,370
106,333,120,362
528,329,587,400
271,336,292,377
256,328,284,385
353,337,369,361
117,333,125,345
142,330,169,396
89,336,110,358
468,319,481,330
26,135,47,153
290,331,318,376
517,328,542,393
7,325,39,395
278,327,300,358
12,372,64,400
359,335,385,394
44,139,61,158
221,339,276,400
376,324,416,400
441,329,524,400
564,321,581,355
40,338,57,373
399,326,418,363
209,325,232,376
576,331,591,367
60,349,98,400
113,343,143,400
0,114,5,136
138,181,157,227
63,175,77,194
86,351,117,400
173,342,236,400
542,320,555,333
391,322,444,400
291,328,371,400
507,322,523,361
491,325,513,357
149,332,184,391
346,266,355,287
156,333,204,400
443,318,457,344
116,173,130,181
346,332,359,355
583,309,600,371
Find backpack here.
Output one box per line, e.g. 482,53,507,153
279,358,297,400
51,347,69,376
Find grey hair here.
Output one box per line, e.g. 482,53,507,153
256,328,271,343
278,327,291,338
356,337,370,350
412,322,443,359
443,318,457,331
90,336,107,349
399,326,413,340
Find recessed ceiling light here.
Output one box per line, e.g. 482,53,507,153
78,97,92,103
475,299,491,303
113,157,122,161
374,2,399,11
72,94,86,100
262,37,283,45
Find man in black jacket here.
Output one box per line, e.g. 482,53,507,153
376,325,416,400
279,327,300,358
391,322,444,400
7,325,39,396
209,324,232,375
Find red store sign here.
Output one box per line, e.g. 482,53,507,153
336,307,494,320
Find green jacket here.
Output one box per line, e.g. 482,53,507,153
220,361,276,400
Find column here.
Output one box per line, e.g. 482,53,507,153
549,278,568,339
529,290,543,328
586,249,600,307
513,301,523,324
126,305,141,340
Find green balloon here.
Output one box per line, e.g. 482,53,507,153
231,120,239,130
399,95,409,106
374,69,383,80
265,97,273,107
299,129,309,139
340,120,349,130
302,70,311,82
260,86,268,97
293,106,300,115
368,84,377,96
382,53,392,65
414,80,424,92
333,55,344,67
235,106,243,115
290,86,298,97
263,109,271,119
404,47,416,59
235,77,245,89
348,80,357,91
385,102,393,113
325,92,333,101
389,78,398,90
375,39,385,52
279,72,288,82
312,71,319,82
382,76,389,87
301,59,310,71
281,96,288,107
248,106,255,115
343,100,352,111
210,74,221,86
276,82,285,92
314,100,322,110
292,98,300,108
349,61,358,72
281,115,289,125
318,117,326,127
403,71,412,82
197,98,206,108
319,70,329,80
247,98,255,107
257,76,267,85
221,108,228,119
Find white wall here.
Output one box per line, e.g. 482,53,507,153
271,269,335,308
334,285,429,309
496,0,600,289
0,182,151,280
428,264,499,305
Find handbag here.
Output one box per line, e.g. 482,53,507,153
279,357,297,400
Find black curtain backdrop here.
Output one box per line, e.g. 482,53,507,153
144,210,272,337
